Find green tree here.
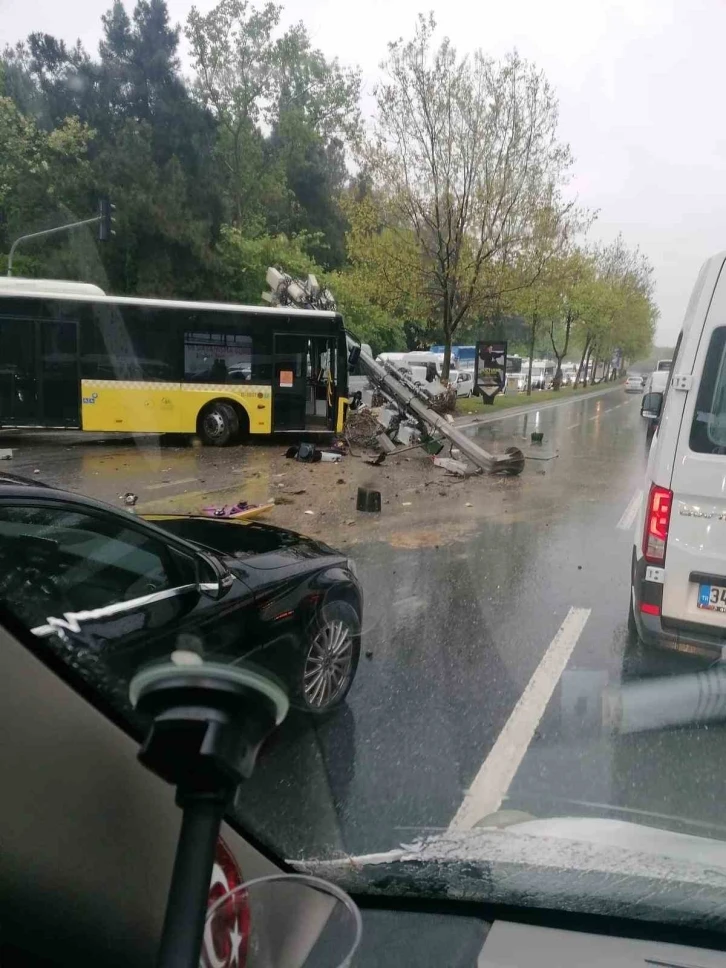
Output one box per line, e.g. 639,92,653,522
323,269,405,354
3,0,221,295
0,93,94,272
186,0,282,229
360,15,573,378
214,226,320,304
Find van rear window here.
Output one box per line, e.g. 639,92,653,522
690,326,726,453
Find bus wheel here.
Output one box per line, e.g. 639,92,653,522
199,402,239,446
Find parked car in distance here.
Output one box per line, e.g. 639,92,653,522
0,480,362,715
631,250,726,661
625,374,644,392
453,369,474,397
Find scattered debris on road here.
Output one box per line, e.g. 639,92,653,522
120,491,137,506
262,265,525,476
201,500,273,520
357,487,382,513
433,456,470,476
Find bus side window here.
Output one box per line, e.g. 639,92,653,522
250,326,272,381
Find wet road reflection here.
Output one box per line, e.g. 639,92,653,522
11,388,726,861
234,388,726,858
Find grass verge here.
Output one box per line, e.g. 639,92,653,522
456,380,624,415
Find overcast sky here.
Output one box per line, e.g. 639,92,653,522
3,0,726,345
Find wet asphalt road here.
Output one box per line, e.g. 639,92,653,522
241,386,726,859
7,387,726,862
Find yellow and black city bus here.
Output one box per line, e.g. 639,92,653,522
0,279,350,444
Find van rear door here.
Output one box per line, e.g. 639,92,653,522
663,272,726,634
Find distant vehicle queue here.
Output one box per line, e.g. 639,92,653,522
377,346,585,394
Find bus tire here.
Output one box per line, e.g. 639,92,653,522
198,401,239,446
229,402,249,443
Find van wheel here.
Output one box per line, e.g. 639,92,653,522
199,402,239,447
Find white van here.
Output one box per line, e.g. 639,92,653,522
631,252,726,658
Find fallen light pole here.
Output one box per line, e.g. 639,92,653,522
350,340,525,476
261,265,524,476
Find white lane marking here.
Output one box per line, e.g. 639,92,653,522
575,400,630,427
448,606,591,831
617,489,643,531
145,477,198,491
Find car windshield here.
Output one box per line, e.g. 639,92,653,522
3,0,725,940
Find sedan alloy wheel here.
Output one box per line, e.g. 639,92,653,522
300,600,360,712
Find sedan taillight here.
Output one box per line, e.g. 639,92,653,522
643,484,673,565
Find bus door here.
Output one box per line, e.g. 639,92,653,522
0,319,38,425
0,318,79,427
39,320,80,427
272,334,338,432
273,334,308,430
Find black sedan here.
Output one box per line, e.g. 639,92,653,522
0,478,362,715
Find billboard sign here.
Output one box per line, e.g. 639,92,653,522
474,341,507,404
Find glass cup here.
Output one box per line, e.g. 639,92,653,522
202,873,362,968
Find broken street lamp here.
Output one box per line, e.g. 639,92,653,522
474,341,507,404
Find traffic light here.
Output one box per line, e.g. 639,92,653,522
98,196,116,242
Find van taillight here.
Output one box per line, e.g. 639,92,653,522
643,484,673,565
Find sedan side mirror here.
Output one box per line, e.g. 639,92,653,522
641,391,664,420
196,552,234,599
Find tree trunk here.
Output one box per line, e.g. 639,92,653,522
550,313,572,392
582,345,593,387
582,347,597,387
442,339,452,382
527,311,538,396
574,337,590,389
441,298,453,381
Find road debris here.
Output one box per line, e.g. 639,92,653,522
201,501,274,519
433,456,469,476
262,266,524,475
120,491,137,506
357,487,381,512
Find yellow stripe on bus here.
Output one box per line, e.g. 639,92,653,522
80,380,272,434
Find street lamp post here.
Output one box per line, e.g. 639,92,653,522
6,199,115,276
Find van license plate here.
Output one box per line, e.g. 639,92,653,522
698,584,726,612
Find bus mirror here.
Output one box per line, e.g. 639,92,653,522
641,391,663,420
348,346,361,366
